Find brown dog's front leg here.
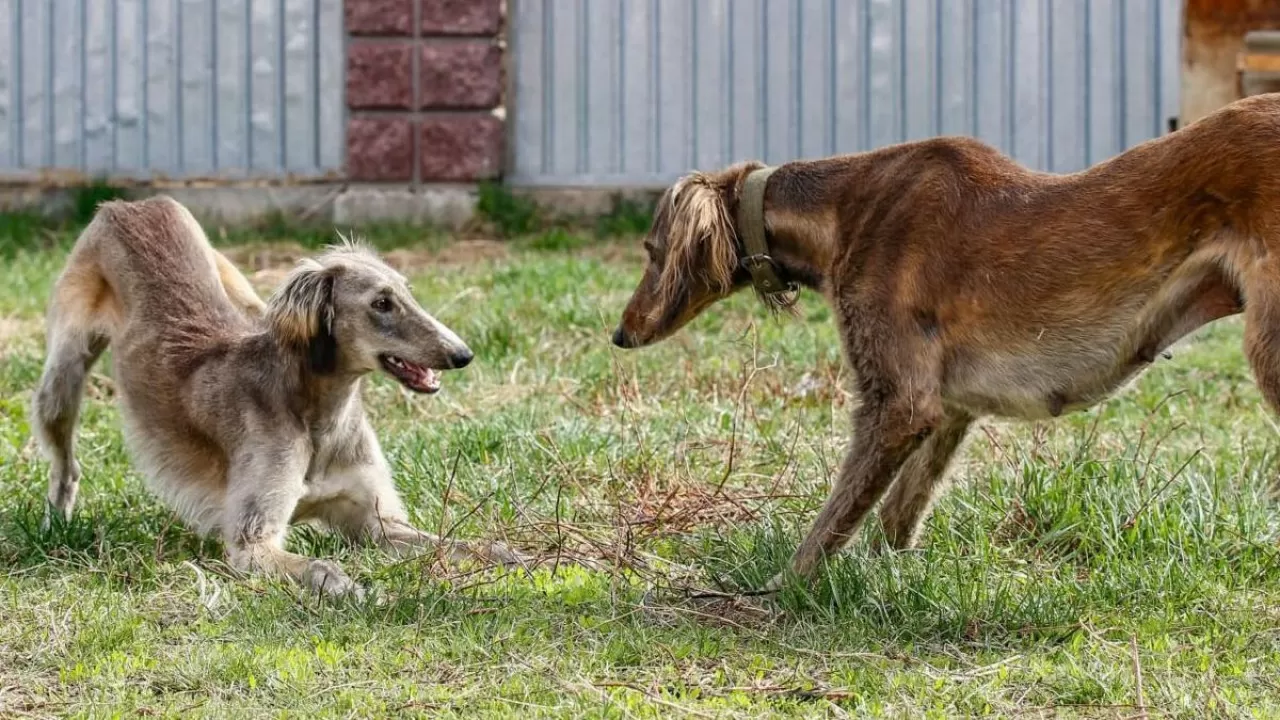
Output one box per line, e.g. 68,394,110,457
770,397,939,589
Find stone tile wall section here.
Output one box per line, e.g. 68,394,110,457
345,0,504,184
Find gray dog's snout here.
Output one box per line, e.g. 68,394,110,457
450,348,474,369
423,314,472,369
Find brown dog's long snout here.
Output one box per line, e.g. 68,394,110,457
611,326,634,349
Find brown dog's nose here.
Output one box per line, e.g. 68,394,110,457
450,349,474,368
612,327,631,348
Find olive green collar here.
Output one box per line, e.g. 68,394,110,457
736,166,795,297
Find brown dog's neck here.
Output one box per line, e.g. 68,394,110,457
749,160,844,292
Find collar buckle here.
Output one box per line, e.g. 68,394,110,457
741,253,793,296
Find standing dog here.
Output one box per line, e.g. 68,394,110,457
31,196,519,597
612,93,1280,589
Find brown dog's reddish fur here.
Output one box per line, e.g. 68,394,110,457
613,92,1280,588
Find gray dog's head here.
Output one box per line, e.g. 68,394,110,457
265,240,472,393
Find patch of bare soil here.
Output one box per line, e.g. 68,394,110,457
573,243,645,264
389,239,509,268
0,316,40,342
0,316,43,356
249,268,292,293
220,243,309,272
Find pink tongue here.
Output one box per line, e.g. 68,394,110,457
416,367,439,391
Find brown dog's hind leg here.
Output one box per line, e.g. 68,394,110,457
876,411,973,552
773,389,943,588
1244,260,1280,419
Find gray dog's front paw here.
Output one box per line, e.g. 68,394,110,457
440,538,531,568
764,572,786,593
482,540,531,566
303,559,366,600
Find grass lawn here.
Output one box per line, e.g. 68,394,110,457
2,218,1280,718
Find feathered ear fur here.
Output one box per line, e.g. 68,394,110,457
266,259,337,372
656,172,739,310
662,164,799,316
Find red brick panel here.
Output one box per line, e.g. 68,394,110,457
345,0,505,184
346,0,414,36
420,115,503,181
421,0,502,35
347,43,414,109
347,118,415,181
420,42,502,109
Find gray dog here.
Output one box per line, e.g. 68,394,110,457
31,196,521,598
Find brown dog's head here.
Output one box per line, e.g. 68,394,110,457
267,238,472,393
611,164,770,349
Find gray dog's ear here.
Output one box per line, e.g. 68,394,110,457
267,259,336,354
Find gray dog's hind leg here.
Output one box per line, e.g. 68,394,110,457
31,319,108,526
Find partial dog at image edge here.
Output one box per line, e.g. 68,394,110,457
612,92,1280,591
30,195,523,598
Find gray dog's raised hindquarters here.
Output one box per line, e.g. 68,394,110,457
30,196,523,598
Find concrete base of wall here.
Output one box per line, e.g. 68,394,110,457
0,183,660,230
333,185,478,227
0,184,351,226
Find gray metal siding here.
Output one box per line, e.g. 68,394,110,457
510,0,1185,187
0,0,345,181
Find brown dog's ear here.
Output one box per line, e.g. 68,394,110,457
657,173,738,308
266,259,337,370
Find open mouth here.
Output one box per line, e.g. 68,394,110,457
378,354,441,394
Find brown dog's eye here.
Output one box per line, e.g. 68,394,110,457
371,297,393,313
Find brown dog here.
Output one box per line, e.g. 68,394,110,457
611,92,1278,589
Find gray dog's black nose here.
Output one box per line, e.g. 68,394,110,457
612,327,630,348
450,349,474,369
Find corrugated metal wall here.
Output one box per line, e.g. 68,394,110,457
509,0,1185,187
0,0,345,182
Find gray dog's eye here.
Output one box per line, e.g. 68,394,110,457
371,297,393,313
